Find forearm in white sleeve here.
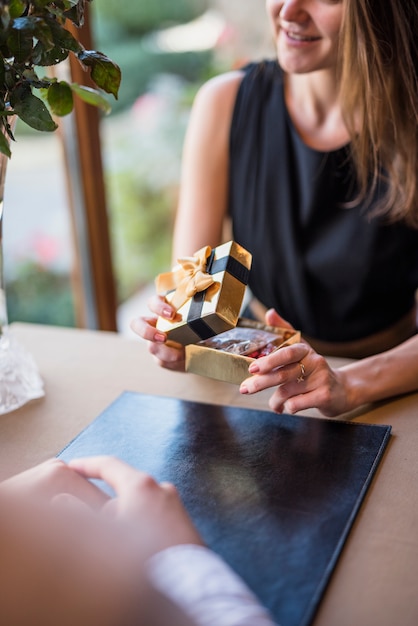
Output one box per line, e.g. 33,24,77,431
147,544,278,626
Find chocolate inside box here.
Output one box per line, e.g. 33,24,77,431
197,325,294,358
185,319,301,385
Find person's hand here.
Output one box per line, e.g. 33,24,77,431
0,458,108,508
239,309,353,417
0,460,152,626
69,456,204,559
130,294,186,371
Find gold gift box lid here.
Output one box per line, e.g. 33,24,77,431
155,241,252,346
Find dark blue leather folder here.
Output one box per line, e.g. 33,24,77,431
58,391,391,626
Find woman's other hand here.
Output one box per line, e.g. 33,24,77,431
239,309,353,417
130,294,186,371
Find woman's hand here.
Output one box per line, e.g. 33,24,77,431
130,294,186,371
239,309,354,417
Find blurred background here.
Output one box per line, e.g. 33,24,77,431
4,0,273,334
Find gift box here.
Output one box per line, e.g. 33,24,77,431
185,318,301,385
156,241,252,345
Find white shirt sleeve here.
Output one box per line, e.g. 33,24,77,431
146,544,278,626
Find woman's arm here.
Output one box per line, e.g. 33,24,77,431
131,71,244,369
337,333,418,409
240,309,418,417
172,70,244,259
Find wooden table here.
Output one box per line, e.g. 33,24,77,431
1,323,418,626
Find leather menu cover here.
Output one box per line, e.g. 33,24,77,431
58,392,391,626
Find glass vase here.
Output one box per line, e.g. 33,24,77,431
0,119,44,414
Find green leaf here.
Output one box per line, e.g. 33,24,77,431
46,18,82,54
0,115,17,142
11,17,55,51
4,68,16,92
22,68,51,89
70,83,112,114
60,0,84,9
6,29,32,63
33,0,53,8
9,0,27,19
0,131,11,158
0,55,5,87
77,50,121,99
47,81,73,116
63,2,86,27
12,90,58,132
32,40,69,66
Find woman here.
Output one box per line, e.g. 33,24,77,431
133,0,418,417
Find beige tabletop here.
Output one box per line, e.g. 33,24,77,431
2,322,418,626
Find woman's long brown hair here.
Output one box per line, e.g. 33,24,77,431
339,0,418,226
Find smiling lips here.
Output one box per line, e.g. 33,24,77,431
284,29,321,43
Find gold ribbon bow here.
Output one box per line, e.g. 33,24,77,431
155,246,217,311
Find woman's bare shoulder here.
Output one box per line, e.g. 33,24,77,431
183,70,246,163
192,70,246,117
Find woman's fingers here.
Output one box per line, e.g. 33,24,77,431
130,315,167,343
129,295,186,372
148,339,186,370
247,343,308,376
269,387,319,414
240,362,303,394
265,308,295,330
130,293,177,342
239,336,351,416
147,294,176,320
130,316,186,371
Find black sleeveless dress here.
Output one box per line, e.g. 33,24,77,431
228,61,418,342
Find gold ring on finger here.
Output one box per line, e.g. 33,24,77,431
296,361,305,383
